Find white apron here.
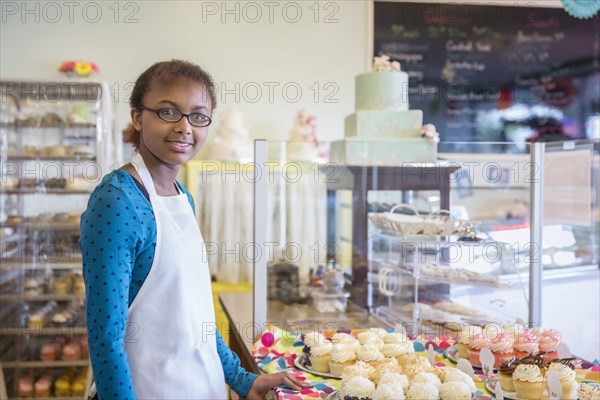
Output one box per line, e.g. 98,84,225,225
124,154,227,399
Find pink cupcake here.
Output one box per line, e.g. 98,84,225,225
61,342,81,361
468,334,490,366
539,329,562,364
514,330,539,359
489,333,515,369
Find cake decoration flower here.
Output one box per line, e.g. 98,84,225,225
372,55,401,72
420,124,440,143
58,60,99,77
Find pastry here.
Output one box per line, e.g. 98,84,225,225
538,329,562,364
15,113,38,127
54,375,71,396
61,342,81,360
579,382,600,400
356,344,385,367
24,278,41,295
46,145,68,157
18,376,34,397
497,357,518,392
489,332,516,368
40,112,64,127
411,371,442,389
371,381,405,400
514,329,539,358
309,341,332,373
52,212,70,222
468,334,489,366
453,324,482,359
547,361,577,400
356,331,384,349
340,361,375,381
403,355,435,379
369,358,403,384
34,376,52,397
439,381,473,400
28,312,45,329
443,369,477,393
341,376,375,400
381,332,414,366
512,363,545,400
406,382,439,400
329,343,357,376
65,176,96,191
7,215,23,224
0,175,18,189
21,145,38,156
378,372,409,390
73,144,95,156
68,214,81,223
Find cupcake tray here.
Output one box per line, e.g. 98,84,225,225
294,354,342,379
444,346,498,372
485,378,518,400
326,390,340,400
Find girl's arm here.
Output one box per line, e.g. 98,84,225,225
216,330,258,398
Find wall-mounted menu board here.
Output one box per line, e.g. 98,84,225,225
374,1,600,145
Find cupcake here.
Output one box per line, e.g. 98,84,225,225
489,332,516,368
329,344,357,376
18,376,33,398
455,324,482,359
332,332,361,353
514,330,540,359
406,382,439,400
309,341,333,373
54,375,71,397
369,358,403,384
40,342,60,361
372,381,405,400
357,331,384,348
378,372,409,391
61,342,82,361
340,361,375,381
34,376,52,397
342,376,375,400
411,372,442,389
497,357,518,392
538,329,562,364
403,356,434,379
513,363,545,400
468,333,490,366
381,333,415,366
357,344,385,366
443,369,477,393
433,366,455,382
439,381,472,400
547,362,577,400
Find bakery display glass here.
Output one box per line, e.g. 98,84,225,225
0,80,117,399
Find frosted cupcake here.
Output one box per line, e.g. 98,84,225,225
497,357,518,392
538,329,562,364
411,372,442,389
329,344,357,376
403,355,435,379
370,358,403,384
372,381,405,400
513,363,545,400
578,382,600,400
341,376,375,400
489,332,516,368
443,369,477,393
357,331,384,349
468,333,490,367
381,332,415,366
455,324,482,359
332,332,361,353
341,361,375,382
309,341,333,373
357,344,385,366
547,362,577,400
439,381,473,400
379,372,409,391
514,330,540,359
406,382,439,400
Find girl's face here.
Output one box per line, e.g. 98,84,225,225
131,78,211,169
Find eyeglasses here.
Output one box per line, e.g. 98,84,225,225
137,105,212,127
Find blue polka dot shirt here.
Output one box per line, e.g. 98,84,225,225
80,170,257,399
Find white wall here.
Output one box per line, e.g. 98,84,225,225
0,0,370,156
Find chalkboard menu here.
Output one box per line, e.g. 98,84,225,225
374,1,600,144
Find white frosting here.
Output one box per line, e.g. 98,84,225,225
456,324,483,344
304,332,327,348
443,369,477,392
379,373,410,389
342,376,375,399
331,333,360,352
406,382,439,400
204,108,253,162
330,344,356,363
439,381,473,400
309,342,332,357
383,332,410,344
340,361,374,381
547,363,576,382
368,328,389,338
513,364,544,383
372,382,405,400
381,343,413,358
357,331,384,347
357,344,385,362
579,382,600,400
412,372,442,389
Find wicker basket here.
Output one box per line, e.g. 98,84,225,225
369,204,457,236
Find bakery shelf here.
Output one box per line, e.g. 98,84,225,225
0,189,93,195
7,397,83,400
0,294,84,302
2,360,88,368
0,326,87,336
368,268,509,289
1,221,79,231
1,262,82,272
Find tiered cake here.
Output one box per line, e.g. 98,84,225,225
331,56,437,166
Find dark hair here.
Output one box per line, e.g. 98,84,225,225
122,59,217,149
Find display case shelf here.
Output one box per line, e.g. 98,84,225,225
5,155,95,162
0,189,93,195
0,327,87,336
2,360,88,369
0,294,84,302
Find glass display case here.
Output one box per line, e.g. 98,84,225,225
251,139,599,361
0,80,116,399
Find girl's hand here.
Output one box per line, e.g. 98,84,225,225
246,371,311,399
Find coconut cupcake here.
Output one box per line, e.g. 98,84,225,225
372,381,405,400
578,382,600,400
341,376,375,400
547,361,577,400
329,343,357,376
309,341,333,373
341,361,375,382
443,369,477,393
403,355,435,379
439,381,473,400
370,358,403,384
379,372,409,391
513,363,545,400
411,372,442,389
406,382,439,400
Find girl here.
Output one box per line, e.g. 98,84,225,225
81,59,309,399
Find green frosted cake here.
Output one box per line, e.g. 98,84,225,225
332,56,437,166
